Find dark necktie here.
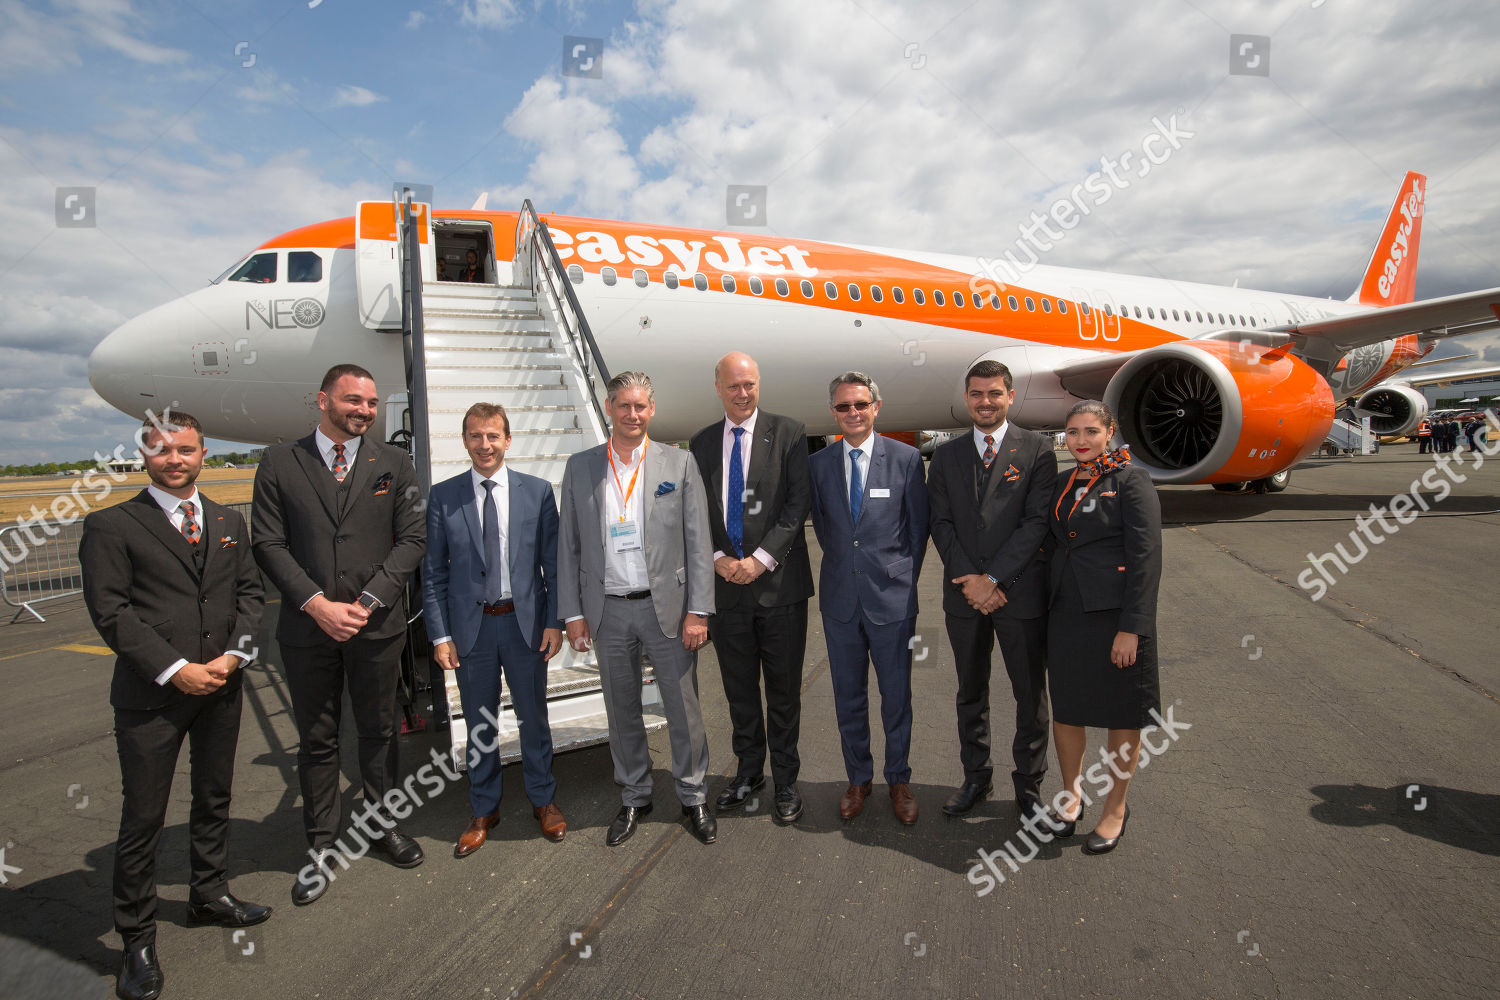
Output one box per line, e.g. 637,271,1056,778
482,479,504,603
332,442,348,482
179,500,201,545
849,449,864,523
982,434,995,469
727,426,745,557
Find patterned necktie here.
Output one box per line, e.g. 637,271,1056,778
982,434,996,469
331,442,348,482
481,480,504,603
849,449,864,523
727,426,745,557
179,500,201,545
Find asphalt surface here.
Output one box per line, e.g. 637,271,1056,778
0,444,1496,1000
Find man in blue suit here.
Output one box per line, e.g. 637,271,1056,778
422,402,567,856
809,372,930,825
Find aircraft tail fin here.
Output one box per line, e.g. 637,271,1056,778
1351,171,1425,307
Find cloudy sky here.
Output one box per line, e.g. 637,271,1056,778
1,0,1497,463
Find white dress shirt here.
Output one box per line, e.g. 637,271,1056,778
430,466,510,648
145,484,251,685
973,421,1009,459
713,409,777,571
602,439,651,595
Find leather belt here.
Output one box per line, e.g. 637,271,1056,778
481,600,515,616
607,590,652,601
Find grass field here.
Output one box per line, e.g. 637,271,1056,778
0,468,256,522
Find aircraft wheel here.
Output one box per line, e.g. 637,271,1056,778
1253,470,1291,493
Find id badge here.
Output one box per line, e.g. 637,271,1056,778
610,519,643,553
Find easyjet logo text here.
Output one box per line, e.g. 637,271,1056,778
1377,179,1423,299
550,229,818,277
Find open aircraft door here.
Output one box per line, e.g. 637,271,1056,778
355,200,432,329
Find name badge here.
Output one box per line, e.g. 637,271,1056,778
610,519,642,553
869,488,891,498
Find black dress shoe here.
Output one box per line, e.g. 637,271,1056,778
117,943,163,1000
715,774,765,810
187,892,272,928
371,827,425,868
773,784,803,825
292,848,338,906
1083,805,1131,855
682,804,717,844
606,803,652,847
942,780,993,816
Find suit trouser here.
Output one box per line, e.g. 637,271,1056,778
594,596,709,807
282,631,405,849
823,612,914,786
709,599,807,786
113,687,242,949
945,611,1049,798
454,611,557,815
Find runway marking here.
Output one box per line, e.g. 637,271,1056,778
53,643,113,655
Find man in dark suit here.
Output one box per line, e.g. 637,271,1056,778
80,411,269,1000
252,364,427,905
928,359,1058,819
688,352,813,824
422,402,567,855
808,372,929,825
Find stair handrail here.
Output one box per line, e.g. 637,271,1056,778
515,200,611,435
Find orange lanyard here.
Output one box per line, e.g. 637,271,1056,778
1053,467,1101,523
607,439,647,522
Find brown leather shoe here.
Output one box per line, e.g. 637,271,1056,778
839,782,873,820
454,811,499,858
534,802,566,842
890,783,918,825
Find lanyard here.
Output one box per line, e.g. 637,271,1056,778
607,439,647,522
1053,467,1101,523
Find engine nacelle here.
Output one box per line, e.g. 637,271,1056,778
1103,341,1335,485
1353,383,1427,436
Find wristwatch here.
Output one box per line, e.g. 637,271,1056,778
356,593,380,613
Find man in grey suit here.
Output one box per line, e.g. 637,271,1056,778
252,363,428,905
557,371,718,846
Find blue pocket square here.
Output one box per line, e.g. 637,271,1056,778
655,481,676,497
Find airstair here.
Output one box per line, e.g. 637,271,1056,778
365,193,666,770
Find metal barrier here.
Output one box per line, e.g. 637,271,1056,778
0,499,254,624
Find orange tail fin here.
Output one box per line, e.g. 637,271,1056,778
1352,171,1425,307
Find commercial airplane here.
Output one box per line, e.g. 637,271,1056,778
89,170,1500,489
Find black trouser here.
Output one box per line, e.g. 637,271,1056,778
944,612,1048,799
113,686,242,949
281,632,406,849
709,600,808,787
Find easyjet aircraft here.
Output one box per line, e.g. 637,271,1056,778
89,170,1500,489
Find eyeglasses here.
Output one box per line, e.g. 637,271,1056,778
833,400,873,413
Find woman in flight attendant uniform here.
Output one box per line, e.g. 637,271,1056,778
1045,400,1162,854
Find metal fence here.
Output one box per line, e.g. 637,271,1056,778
0,499,253,623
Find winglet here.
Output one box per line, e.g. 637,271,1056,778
470,192,489,211
1351,171,1425,307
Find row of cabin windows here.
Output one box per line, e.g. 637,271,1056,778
572,264,1261,328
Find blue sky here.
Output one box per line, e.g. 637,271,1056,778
1,0,1498,463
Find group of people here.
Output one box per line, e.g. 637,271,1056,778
433,248,484,283
80,356,1163,1000
1417,415,1486,454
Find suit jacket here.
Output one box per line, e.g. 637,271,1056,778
1047,463,1162,636
687,410,814,611
421,467,562,654
928,426,1058,620
808,435,929,626
251,434,426,645
80,490,264,712
557,440,714,639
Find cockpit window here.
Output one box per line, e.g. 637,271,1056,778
288,251,322,283
229,252,278,283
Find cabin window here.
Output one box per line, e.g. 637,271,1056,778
1008,295,1019,310
913,288,925,305
601,266,617,286
990,294,1002,309
230,252,277,283
775,277,790,296
1024,297,1035,312
1147,306,1156,319
749,276,764,295
892,287,905,304
634,268,648,288
848,283,862,301
870,286,884,302
1041,298,1052,313
1195,310,1203,322
665,272,679,289
566,264,584,284
952,290,964,307
1134,306,1143,318
1103,304,1114,316
722,275,736,293
288,251,322,283
825,281,839,299
801,279,814,298
970,293,983,308
933,289,945,306
694,273,708,291
1059,300,1070,315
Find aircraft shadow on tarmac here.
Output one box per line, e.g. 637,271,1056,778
1308,783,1500,856
1157,490,1500,523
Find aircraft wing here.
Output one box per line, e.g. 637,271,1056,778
1275,286,1500,362
1387,363,1500,390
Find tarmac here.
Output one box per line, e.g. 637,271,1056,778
0,444,1496,1000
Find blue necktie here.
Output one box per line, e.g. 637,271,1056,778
727,426,745,557
481,480,503,603
849,448,864,523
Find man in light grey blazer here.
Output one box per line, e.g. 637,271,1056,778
557,371,718,846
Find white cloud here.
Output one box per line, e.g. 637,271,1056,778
406,10,427,29
459,0,522,29
332,85,388,108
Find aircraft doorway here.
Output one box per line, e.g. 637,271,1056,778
433,219,495,284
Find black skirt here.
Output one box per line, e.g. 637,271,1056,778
1047,573,1160,729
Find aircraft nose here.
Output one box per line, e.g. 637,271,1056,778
89,313,161,419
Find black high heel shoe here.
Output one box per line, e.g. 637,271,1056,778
1083,805,1130,854
1047,804,1083,838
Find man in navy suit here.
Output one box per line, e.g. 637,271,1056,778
809,372,929,825
423,403,567,854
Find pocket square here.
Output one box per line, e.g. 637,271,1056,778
1004,464,1022,482
655,481,676,497
1101,490,1117,498
219,536,238,548
373,472,393,496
